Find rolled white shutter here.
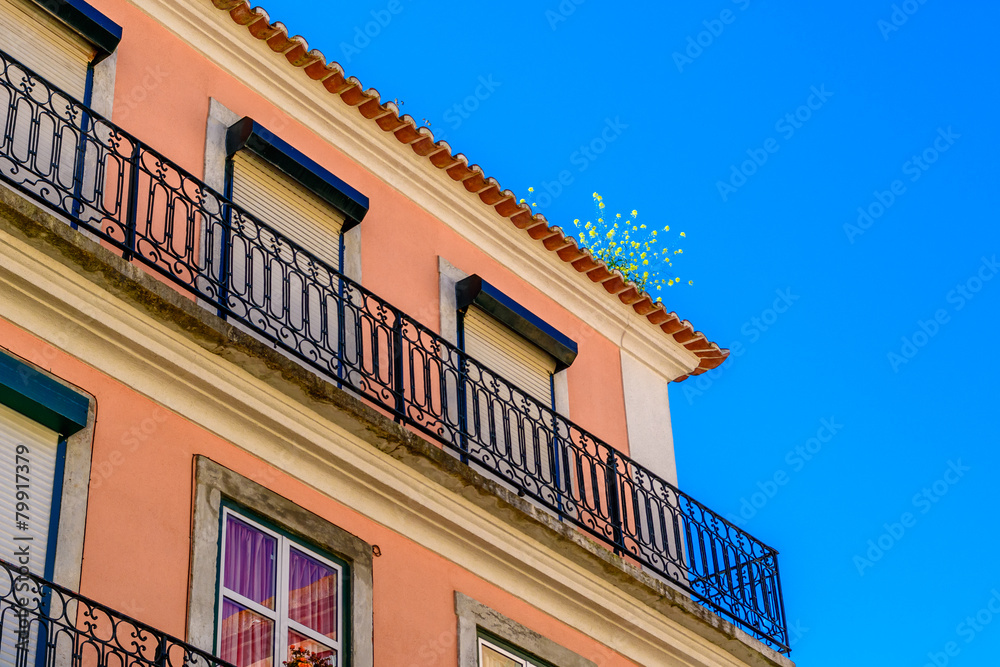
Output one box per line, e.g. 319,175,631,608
0,0,94,100
0,403,61,666
463,306,555,405
230,151,346,272
463,306,559,489
0,402,59,572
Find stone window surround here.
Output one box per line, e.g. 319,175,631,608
455,592,596,667
203,98,363,283
0,346,95,593
187,455,374,667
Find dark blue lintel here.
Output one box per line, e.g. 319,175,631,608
32,0,123,60
0,350,89,437
226,117,370,229
456,275,578,370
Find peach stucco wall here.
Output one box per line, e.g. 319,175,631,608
83,0,630,455
0,321,634,666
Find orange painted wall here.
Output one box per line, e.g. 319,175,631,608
0,321,635,666
82,0,631,455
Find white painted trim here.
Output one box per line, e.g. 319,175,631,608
621,349,677,486
217,508,344,661
124,0,701,381
0,224,787,667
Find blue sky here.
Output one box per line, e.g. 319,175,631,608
262,0,998,663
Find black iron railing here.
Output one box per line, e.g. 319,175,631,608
0,559,232,667
0,50,789,652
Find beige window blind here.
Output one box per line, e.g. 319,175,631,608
230,150,346,272
463,306,555,406
0,0,94,100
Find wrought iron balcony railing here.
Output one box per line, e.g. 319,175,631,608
0,558,232,667
0,49,789,652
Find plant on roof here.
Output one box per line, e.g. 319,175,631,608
521,189,691,300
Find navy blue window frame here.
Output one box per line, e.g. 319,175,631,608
22,1,122,221
225,117,370,229
454,277,577,504
0,349,88,581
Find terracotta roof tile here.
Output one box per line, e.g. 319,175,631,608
210,0,729,380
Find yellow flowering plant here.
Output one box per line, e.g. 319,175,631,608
523,190,691,300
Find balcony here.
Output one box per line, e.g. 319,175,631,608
0,49,789,652
0,558,232,667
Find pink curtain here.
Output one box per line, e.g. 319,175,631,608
224,516,277,608
220,599,274,667
287,548,338,640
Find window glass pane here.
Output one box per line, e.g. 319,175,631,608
224,515,277,608
288,547,338,640
481,643,523,667
288,630,337,666
220,598,274,667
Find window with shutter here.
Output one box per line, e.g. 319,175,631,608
0,0,121,223
229,150,347,273
462,305,559,491
222,118,369,375
0,405,63,667
455,277,578,500
0,350,89,667
0,0,95,101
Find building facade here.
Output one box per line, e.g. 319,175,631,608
0,0,793,665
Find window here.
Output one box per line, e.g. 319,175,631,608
455,276,577,494
225,117,368,274
0,349,90,666
217,508,348,667
0,0,121,225
454,592,595,667
479,635,553,667
0,0,121,104
188,457,373,667
219,118,369,374
462,305,557,407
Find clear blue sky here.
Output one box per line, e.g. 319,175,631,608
262,1,998,663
